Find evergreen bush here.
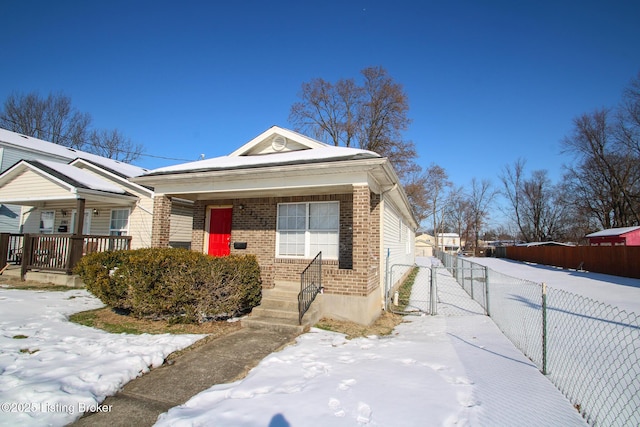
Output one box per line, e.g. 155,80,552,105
74,248,262,323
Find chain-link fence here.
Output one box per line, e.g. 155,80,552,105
385,259,484,317
436,251,640,427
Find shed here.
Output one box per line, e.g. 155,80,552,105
586,226,640,246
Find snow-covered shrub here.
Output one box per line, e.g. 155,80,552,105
74,248,262,323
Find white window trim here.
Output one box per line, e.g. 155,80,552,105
276,201,339,260
109,208,131,236
39,210,55,234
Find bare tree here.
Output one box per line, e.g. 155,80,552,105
402,165,430,225
289,66,416,178
288,78,361,147
617,71,640,156
422,164,452,250
501,160,569,242
467,178,496,254
445,186,471,249
562,109,640,228
1,91,144,163
0,92,91,149
87,129,144,163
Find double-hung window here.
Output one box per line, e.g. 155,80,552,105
109,209,130,236
277,202,339,259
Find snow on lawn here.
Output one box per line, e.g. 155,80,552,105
157,282,586,427
468,257,640,314
0,287,204,427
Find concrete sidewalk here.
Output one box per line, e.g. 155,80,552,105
72,328,298,427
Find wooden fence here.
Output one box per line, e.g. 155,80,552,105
505,245,640,279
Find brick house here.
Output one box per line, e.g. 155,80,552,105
133,126,417,325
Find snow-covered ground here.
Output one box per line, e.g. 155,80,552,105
5,256,628,426
0,288,203,427
467,257,640,314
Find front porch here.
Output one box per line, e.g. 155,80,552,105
0,233,132,283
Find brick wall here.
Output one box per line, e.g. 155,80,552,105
190,188,379,297
151,195,171,248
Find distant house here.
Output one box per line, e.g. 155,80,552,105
133,126,418,325
437,233,461,253
415,233,435,257
586,226,640,247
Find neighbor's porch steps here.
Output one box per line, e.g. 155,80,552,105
241,280,321,334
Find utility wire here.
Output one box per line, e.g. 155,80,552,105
0,116,195,163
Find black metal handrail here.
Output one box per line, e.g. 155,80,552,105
298,251,322,325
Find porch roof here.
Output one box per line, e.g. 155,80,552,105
0,159,138,205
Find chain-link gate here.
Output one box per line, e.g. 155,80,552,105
386,259,485,316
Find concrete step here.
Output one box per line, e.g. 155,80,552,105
273,280,300,291
250,306,299,320
263,288,299,300
258,298,299,311
242,299,321,334
241,316,308,334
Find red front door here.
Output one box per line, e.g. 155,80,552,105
208,207,232,256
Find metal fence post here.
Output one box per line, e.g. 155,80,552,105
384,248,390,310
484,265,490,316
542,282,548,375
430,267,437,315
470,265,475,300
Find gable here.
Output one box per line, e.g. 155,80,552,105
0,168,72,202
228,126,328,157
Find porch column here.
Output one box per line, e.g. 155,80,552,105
151,195,171,248
73,198,86,235
352,184,371,296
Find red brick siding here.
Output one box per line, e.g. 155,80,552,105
190,188,379,297
151,195,172,248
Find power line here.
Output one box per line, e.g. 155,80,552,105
0,116,194,163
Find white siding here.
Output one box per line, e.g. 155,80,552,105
0,145,73,233
170,202,193,249
127,200,153,249
381,196,416,292
0,169,71,200
0,145,70,173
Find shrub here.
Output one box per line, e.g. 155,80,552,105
74,248,262,323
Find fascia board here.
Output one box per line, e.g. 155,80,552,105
135,158,383,189
71,159,154,197
155,167,371,196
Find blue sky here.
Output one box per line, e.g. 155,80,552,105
2,1,639,207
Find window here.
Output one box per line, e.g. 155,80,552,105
70,210,92,234
277,202,339,259
109,209,130,236
39,211,54,234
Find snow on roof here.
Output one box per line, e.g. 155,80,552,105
146,145,381,175
35,160,126,194
586,226,640,238
0,127,149,178
515,241,575,247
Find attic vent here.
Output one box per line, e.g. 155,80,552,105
271,136,287,151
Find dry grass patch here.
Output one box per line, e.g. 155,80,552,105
70,307,241,335
315,311,405,339
0,276,71,291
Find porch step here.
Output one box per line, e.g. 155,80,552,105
241,280,322,334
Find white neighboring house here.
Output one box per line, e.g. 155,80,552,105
437,233,461,253
0,127,193,250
